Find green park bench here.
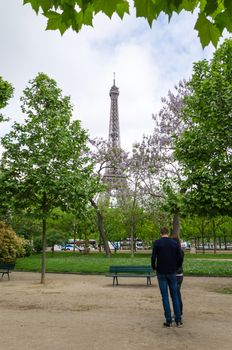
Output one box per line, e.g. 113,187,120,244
106,265,155,286
0,262,15,280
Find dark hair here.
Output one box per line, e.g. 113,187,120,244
160,227,169,235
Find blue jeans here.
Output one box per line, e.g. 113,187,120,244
157,273,181,324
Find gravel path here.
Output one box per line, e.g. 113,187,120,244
0,272,232,350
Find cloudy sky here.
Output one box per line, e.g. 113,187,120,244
0,1,221,153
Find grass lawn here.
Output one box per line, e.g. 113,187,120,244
15,251,232,277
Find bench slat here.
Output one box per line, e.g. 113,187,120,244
109,266,153,273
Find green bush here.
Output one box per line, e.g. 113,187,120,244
0,220,26,262
23,242,34,256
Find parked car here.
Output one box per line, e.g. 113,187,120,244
61,244,82,251
61,244,73,251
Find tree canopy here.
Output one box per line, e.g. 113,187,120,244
0,76,13,122
174,39,232,217
0,72,96,281
23,0,232,48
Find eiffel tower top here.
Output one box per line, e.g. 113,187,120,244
108,73,120,148
109,72,119,95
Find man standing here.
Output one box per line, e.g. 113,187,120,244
151,227,183,328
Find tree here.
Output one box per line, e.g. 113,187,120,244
102,207,126,244
0,76,13,122
131,80,190,237
46,209,74,253
180,215,232,252
89,138,129,256
218,216,232,248
0,220,25,262
174,39,232,217
136,213,160,246
0,73,95,283
23,0,232,48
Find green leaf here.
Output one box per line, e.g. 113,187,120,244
61,6,76,24
224,0,232,15
134,0,158,26
135,0,178,24
199,0,207,12
71,11,84,31
172,0,183,8
93,0,128,18
204,0,218,15
177,0,199,12
134,0,150,17
23,0,40,14
82,7,94,26
215,10,232,32
45,11,68,35
116,2,130,19
40,0,52,12
194,12,221,48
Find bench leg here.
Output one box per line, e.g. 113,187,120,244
0,272,10,280
147,277,151,286
1,272,8,280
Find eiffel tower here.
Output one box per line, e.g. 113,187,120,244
103,75,127,198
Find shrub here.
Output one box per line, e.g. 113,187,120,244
0,220,26,262
23,242,34,256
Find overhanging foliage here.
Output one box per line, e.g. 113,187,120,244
23,0,232,48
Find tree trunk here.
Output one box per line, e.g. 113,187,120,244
213,219,216,254
41,192,47,284
98,234,102,252
172,212,180,238
130,224,134,257
130,195,137,257
90,198,111,257
202,233,205,254
73,220,77,252
41,217,46,284
83,232,90,254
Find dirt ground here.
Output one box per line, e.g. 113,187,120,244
0,272,232,350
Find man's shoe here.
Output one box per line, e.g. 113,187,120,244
176,321,183,328
163,322,172,328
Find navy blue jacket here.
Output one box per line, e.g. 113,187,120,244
151,237,182,274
